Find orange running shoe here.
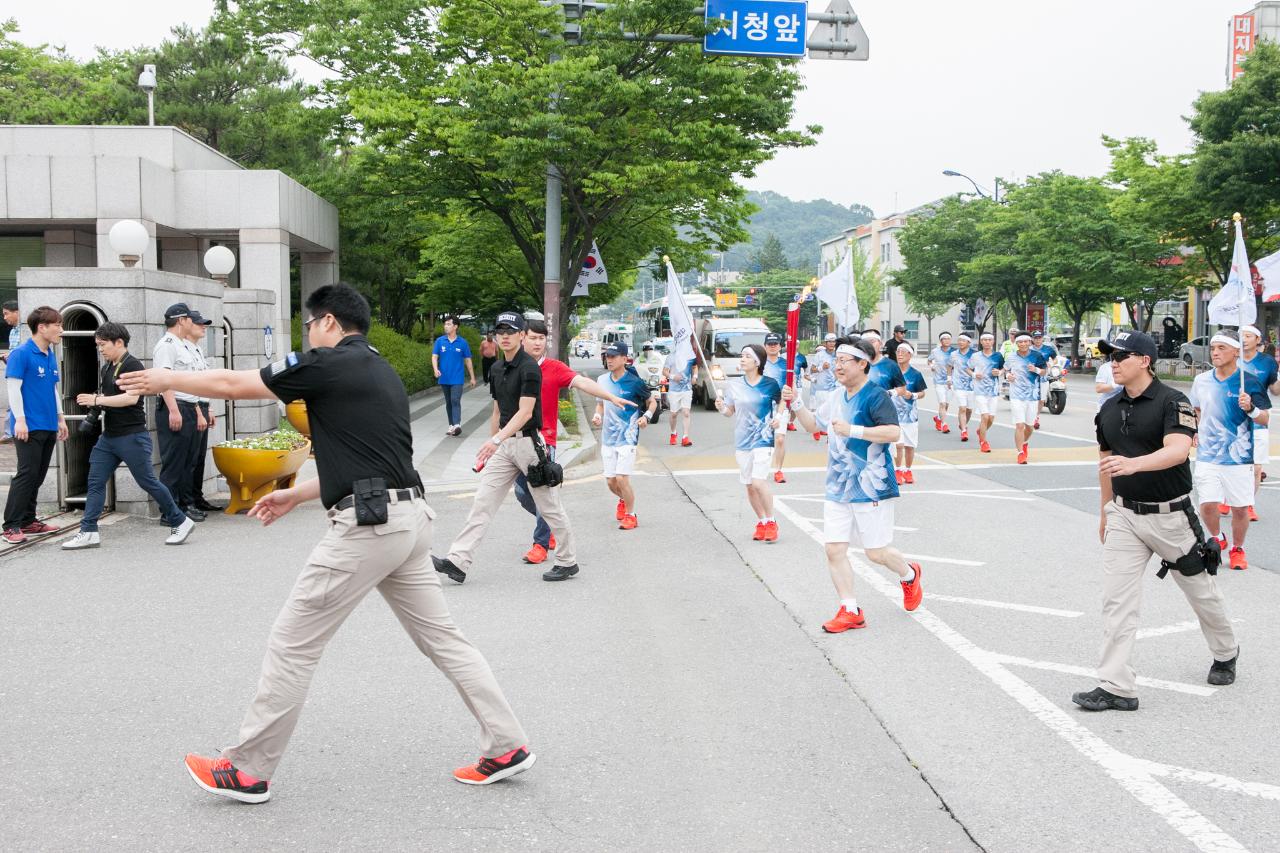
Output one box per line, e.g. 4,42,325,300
1229,546,1248,570
753,522,766,541
763,521,778,543
941,424,951,434
979,440,991,453
1219,503,1230,516
787,422,796,431
1016,449,1028,465
774,470,786,484
549,534,556,549
960,429,969,442
1248,506,1259,522
933,416,943,431
682,437,693,447
901,563,923,611
669,433,677,446
453,746,536,785
184,754,270,803
522,544,548,564
822,606,866,633
615,499,626,521
619,513,638,530
1034,418,1041,430
895,469,905,485
903,470,915,484
813,431,823,441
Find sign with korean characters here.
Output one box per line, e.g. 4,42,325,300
704,0,808,58
1229,14,1256,82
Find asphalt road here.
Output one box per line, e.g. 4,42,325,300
0,360,1276,852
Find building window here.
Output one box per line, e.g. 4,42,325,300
0,237,46,307
880,243,891,263
904,320,919,341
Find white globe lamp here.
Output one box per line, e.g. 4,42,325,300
203,245,236,284
107,220,149,268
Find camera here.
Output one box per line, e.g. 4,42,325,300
78,407,102,436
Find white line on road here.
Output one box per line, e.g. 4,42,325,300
917,405,1096,444
1141,761,1280,802
1137,619,1242,640
987,652,1216,697
1026,486,1102,493
900,552,986,567
773,500,1250,852
925,594,1084,618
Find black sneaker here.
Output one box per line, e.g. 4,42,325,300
183,507,207,523
193,498,225,512
1208,651,1238,686
432,555,466,584
541,563,579,582
1071,687,1139,712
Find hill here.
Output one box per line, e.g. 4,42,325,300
721,191,874,272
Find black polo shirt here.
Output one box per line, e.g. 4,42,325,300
260,335,419,509
488,347,542,437
1096,376,1197,502
102,353,147,437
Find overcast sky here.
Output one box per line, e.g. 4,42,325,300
7,0,1250,217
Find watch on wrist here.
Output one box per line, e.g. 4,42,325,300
491,435,504,445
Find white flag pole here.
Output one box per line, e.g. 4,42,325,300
663,255,718,400
844,238,854,335
1234,213,1247,395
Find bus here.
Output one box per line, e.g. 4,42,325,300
632,293,716,351
597,323,633,364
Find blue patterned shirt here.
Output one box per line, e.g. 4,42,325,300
819,383,900,504
663,353,697,393
810,349,837,392
597,369,651,447
927,345,953,383
892,367,929,424
1005,350,1046,402
970,350,1004,396
868,359,906,392
723,375,782,451
949,348,975,391
1190,368,1270,465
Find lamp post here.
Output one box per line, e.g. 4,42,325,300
107,220,149,268
137,65,157,126
203,245,236,285
942,169,1001,203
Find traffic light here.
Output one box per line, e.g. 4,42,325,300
744,287,757,306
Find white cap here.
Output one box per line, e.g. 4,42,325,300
824,333,837,341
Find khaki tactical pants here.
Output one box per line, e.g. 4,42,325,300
1097,499,1238,699
223,495,528,780
448,435,577,570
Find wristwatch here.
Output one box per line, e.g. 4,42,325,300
490,435,505,445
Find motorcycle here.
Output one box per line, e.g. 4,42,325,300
1045,356,1068,415
637,349,667,412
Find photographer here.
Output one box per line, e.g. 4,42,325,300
1071,331,1238,713
61,323,194,550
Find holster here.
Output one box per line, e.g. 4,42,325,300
525,439,564,489
1156,502,1220,579
352,477,389,527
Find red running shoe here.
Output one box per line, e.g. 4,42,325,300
822,606,866,633
184,754,270,803
787,422,797,432
753,522,766,541
522,544,548,564
681,437,693,447
453,746,536,785
774,470,786,484
1248,506,1259,522
20,520,60,535
615,499,626,521
669,433,677,446
1229,546,1248,570
901,563,923,611
979,440,991,453
1034,418,1041,430
903,470,915,484
941,424,951,434
933,416,943,431
763,521,778,543
895,469,905,485
619,513,638,530
2,528,26,545
1219,503,1231,517
960,429,969,442
813,431,823,441
549,534,556,549
1016,449,1028,465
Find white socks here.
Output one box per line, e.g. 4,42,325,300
842,598,859,613
902,566,917,584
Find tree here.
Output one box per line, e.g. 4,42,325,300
848,244,885,329
724,191,873,271
237,0,817,351
721,268,817,332
0,20,114,123
750,233,789,273
962,199,1041,333
895,196,989,326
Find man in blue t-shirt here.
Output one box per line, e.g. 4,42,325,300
1032,330,1059,428
432,316,476,436
1,300,21,442
783,337,922,633
808,334,838,439
970,332,1005,454
927,332,954,434
948,333,976,442
861,330,906,395
1003,331,1047,464
593,342,657,529
1241,324,1280,517
891,341,928,485
762,333,792,483
661,348,698,447
3,306,68,544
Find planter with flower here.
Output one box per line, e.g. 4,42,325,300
212,429,311,515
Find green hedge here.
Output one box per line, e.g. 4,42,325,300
290,315,436,394
412,322,484,376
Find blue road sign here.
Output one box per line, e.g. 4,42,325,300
704,0,808,59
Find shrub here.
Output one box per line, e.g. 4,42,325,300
412,322,484,376
558,397,579,436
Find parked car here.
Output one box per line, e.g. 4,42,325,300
1179,336,1211,366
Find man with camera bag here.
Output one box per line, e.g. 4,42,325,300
433,311,581,582
61,323,195,549
1072,331,1239,713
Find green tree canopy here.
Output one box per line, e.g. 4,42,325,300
751,233,790,273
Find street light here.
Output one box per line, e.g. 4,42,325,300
942,169,1001,203
137,64,157,126
108,220,149,268
203,245,236,285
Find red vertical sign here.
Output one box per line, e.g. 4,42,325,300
1025,303,1046,334
1230,14,1256,81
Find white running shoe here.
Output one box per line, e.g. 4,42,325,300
61,531,100,550
165,516,196,545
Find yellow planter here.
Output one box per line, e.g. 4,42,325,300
212,440,311,515
285,400,310,437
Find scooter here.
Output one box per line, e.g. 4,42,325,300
1045,356,1068,415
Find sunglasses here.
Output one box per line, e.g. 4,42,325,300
1108,350,1140,364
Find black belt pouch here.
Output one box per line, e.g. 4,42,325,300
353,478,389,526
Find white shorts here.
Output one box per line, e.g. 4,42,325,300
602,444,637,478
823,499,895,549
973,395,998,416
935,384,952,406
1255,428,1270,464
1010,399,1038,425
1039,380,1050,402
667,390,692,412
736,447,773,485
1194,461,1255,508
896,421,919,448
952,389,973,409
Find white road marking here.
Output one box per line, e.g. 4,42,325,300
773,499,1252,853
987,652,1216,697
918,404,1095,444
672,466,826,477
1026,486,1102,493
926,594,1083,618
900,552,986,567
1137,619,1242,640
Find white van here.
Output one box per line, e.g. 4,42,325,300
692,316,771,410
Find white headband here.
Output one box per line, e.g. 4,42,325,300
980,333,995,340
836,344,870,361
1241,325,1262,339
1210,333,1242,350
1015,334,1032,343
740,347,761,365
897,341,916,355
957,333,972,342
861,331,882,340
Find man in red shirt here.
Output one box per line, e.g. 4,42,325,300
514,318,635,563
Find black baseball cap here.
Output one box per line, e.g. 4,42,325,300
164,303,212,325
604,342,629,357
494,311,526,332
1098,330,1157,361
893,324,907,333
764,332,782,345
1031,329,1044,338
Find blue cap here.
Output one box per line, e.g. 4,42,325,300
764,332,782,345
604,342,629,358
495,311,526,331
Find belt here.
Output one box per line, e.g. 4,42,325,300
334,486,423,512
1115,495,1191,515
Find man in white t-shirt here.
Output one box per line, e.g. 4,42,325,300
1094,360,1120,412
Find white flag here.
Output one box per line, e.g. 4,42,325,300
1208,219,1257,327
1255,247,1280,304
664,259,697,367
816,250,856,328
572,242,608,297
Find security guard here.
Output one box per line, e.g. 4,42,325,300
120,284,534,802
432,310,579,583
1071,330,1239,712
153,303,214,521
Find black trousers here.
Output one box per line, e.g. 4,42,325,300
191,402,211,502
482,356,496,383
156,400,201,508
3,429,57,530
